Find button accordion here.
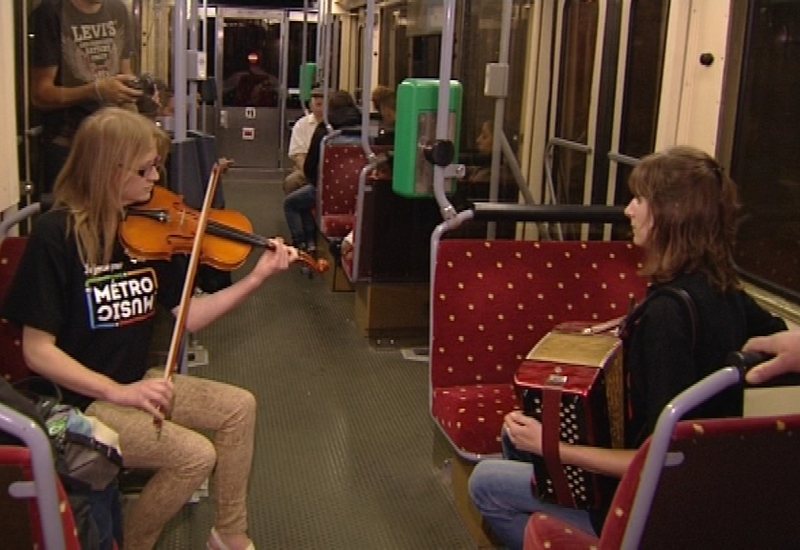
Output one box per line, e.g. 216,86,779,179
513,320,625,510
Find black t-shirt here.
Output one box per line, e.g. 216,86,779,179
31,0,134,140
1,209,185,410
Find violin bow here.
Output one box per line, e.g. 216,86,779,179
155,164,222,437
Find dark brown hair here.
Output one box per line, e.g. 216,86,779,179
627,145,740,292
328,90,356,111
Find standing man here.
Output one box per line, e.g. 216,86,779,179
30,0,143,194
283,87,324,194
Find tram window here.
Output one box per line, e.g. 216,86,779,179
286,20,317,110
553,0,599,222
456,1,530,178
221,19,280,108
410,35,441,78
731,1,800,300
609,0,670,240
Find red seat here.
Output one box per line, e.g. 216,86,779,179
430,240,645,459
0,445,83,550
0,236,33,383
524,412,800,549
317,143,392,241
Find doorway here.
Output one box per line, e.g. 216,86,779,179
214,8,317,174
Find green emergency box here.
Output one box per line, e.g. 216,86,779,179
299,62,317,102
393,79,462,197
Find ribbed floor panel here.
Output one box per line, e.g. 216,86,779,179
152,179,477,549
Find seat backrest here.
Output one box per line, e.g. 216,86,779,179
430,240,645,390
600,414,800,549
0,236,32,382
318,142,392,217
317,142,366,228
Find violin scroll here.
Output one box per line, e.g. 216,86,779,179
295,250,329,273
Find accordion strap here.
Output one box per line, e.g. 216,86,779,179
541,386,576,508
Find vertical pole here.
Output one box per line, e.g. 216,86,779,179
188,0,198,132
360,0,376,161
172,0,187,142
487,0,513,239
301,0,309,113
322,0,334,132
22,0,33,209
201,0,208,134
432,0,456,219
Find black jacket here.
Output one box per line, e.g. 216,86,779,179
303,105,362,186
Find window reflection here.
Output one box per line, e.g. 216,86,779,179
553,0,598,209
614,0,670,206
732,1,800,299
221,19,281,107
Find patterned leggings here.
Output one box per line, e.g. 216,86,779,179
86,369,256,550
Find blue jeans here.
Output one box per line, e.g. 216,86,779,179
283,183,317,248
468,433,596,550
72,479,123,550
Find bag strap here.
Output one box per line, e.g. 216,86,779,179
10,376,64,419
64,431,123,466
620,286,698,351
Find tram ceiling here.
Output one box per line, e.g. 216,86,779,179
212,0,308,6
337,0,408,10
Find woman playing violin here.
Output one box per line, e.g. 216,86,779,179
2,107,295,550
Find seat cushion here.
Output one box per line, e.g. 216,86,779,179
431,383,519,456
524,512,599,550
319,214,354,240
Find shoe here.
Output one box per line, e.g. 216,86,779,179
207,527,255,550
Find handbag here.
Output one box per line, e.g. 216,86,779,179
12,377,123,491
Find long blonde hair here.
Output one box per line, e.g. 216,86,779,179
53,107,156,267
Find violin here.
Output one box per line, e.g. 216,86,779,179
119,185,328,273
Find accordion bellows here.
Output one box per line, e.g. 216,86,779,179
514,322,624,510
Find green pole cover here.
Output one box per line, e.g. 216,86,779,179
393,78,462,198
299,62,318,103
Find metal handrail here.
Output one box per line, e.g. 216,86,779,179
0,403,66,550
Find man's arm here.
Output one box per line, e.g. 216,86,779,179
30,66,97,111
30,63,141,111
289,153,307,171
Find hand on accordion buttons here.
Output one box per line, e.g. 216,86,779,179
504,411,543,455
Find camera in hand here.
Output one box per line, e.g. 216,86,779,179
127,74,157,95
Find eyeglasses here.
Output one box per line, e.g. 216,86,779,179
122,156,161,178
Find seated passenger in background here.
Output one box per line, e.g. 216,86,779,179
283,90,361,254
468,145,787,550
373,87,396,145
284,88,324,195
451,119,518,239
1,107,297,550
464,120,494,183
371,85,392,115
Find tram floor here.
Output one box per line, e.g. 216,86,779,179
147,177,479,549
